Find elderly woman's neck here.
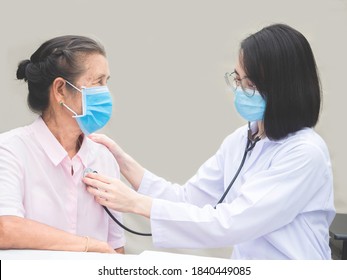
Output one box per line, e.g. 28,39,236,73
42,113,82,159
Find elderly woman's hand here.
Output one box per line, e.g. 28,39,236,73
83,172,152,218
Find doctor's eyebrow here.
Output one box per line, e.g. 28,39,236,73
234,69,249,79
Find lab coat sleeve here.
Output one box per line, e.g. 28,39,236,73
149,143,331,248
0,145,25,217
138,139,227,207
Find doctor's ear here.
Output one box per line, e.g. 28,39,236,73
51,77,68,104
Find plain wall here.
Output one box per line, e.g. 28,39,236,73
1,0,346,258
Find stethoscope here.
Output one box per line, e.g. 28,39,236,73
84,123,261,237
215,123,261,205
83,168,152,236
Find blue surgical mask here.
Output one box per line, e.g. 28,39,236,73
62,81,113,135
234,87,266,121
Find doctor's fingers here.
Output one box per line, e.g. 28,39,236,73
88,134,121,156
84,171,114,184
85,176,128,196
95,195,123,211
86,185,115,201
87,185,133,212
87,187,121,210
83,177,116,193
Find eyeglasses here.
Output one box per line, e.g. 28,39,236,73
224,71,256,97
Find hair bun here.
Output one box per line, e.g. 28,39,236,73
16,59,31,80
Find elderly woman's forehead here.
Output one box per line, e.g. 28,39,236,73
77,54,109,78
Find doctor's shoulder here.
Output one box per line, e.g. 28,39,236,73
271,128,332,169
288,128,330,158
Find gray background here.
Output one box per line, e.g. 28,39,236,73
1,0,346,258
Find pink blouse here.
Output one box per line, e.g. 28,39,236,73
0,117,125,249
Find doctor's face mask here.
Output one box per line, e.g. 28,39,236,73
61,80,113,135
234,87,266,122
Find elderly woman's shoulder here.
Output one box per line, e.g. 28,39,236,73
84,137,117,159
0,125,31,147
84,137,120,177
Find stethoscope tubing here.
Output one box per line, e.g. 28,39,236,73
215,135,259,206
103,206,152,236
84,170,152,236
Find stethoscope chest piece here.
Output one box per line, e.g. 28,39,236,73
83,167,96,178
82,167,152,236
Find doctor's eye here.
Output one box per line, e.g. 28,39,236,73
234,76,242,86
245,80,256,90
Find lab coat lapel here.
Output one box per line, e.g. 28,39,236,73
241,139,265,175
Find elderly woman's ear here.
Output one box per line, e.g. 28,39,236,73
51,77,67,105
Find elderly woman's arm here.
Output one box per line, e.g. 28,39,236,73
0,215,116,253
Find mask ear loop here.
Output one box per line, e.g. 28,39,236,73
60,100,78,117
61,80,83,117
65,80,82,93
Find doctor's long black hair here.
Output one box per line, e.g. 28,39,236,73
240,24,321,140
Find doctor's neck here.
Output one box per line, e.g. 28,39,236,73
249,121,265,140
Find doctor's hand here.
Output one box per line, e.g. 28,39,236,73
88,134,145,190
88,133,125,161
83,172,152,218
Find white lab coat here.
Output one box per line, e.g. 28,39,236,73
138,124,335,259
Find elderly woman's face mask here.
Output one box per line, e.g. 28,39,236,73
61,80,113,135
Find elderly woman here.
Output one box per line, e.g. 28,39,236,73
0,35,125,253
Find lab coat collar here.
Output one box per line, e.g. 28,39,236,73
32,116,90,167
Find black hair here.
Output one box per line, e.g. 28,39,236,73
240,24,321,140
16,35,106,113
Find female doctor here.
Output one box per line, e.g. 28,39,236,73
84,23,335,259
